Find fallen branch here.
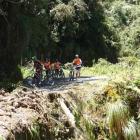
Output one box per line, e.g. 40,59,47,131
57,98,75,127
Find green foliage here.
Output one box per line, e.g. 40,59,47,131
20,66,34,79
104,0,140,57
107,100,129,136
106,100,138,140
74,107,97,140
119,56,139,66
1,0,140,86
47,0,120,64
81,57,140,78
28,123,41,140
123,118,137,140
133,78,140,87
50,4,75,22
83,119,96,140
0,80,17,92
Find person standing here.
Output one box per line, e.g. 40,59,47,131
72,54,82,79
32,57,43,86
54,59,61,78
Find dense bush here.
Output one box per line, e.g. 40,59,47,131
104,0,140,57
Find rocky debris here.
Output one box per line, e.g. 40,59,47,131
0,87,76,139
0,78,109,140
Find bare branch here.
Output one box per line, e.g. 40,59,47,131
0,8,9,25
5,0,24,4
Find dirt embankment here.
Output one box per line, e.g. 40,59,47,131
0,78,108,140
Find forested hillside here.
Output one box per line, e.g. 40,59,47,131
0,0,140,81
1,1,140,140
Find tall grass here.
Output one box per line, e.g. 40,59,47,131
106,100,138,140
107,100,129,139
81,57,140,79
28,123,41,140
123,118,137,140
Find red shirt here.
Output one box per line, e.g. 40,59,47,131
44,61,51,70
54,62,61,70
73,58,82,65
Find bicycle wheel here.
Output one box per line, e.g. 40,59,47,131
59,69,65,81
43,72,55,86
33,73,43,87
48,76,55,86
69,70,74,81
23,76,34,86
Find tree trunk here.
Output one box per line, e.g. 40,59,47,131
0,3,23,82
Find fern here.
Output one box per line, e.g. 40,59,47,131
107,100,129,134
123,118,137,140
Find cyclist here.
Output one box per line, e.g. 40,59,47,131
44,58,51,77
72,54,82,79
54,59,61,78
32,57,43,86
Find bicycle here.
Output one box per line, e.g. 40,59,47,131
67,64,74,81
57,67,65,81
69,65,82,81
42,69,55,86
69,69,74,81
33,72,42,87
23,71,42,87
51,66,65,81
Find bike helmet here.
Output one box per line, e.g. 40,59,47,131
75,54,79,57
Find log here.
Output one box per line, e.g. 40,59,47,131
58,98,75,127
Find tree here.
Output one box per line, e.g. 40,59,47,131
48,0,119,64
0,0,49,83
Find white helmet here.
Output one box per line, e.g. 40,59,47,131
75,54,79,57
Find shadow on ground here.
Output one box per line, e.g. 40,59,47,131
23,76,109,91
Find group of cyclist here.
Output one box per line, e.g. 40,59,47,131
33,54,82,83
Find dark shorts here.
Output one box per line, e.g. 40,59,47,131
76,67,81,70
55,69,60,73
74,67,81,73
